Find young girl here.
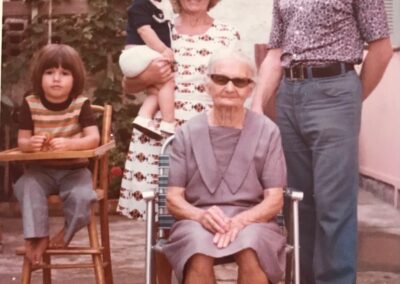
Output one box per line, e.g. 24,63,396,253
13,44,100,265
119,0,175,140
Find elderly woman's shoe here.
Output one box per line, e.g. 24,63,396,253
160,120,176,135
133,116,163,140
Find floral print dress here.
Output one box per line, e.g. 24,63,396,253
117,20,240,219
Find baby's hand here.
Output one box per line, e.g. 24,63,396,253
161,48,174,62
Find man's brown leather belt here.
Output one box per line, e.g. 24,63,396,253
284,62,354,80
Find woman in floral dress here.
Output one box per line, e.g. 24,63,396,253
117,0,240,219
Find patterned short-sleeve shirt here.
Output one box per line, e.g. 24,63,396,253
269,0,390,66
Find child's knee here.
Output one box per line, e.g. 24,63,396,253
70,187,96,207
14,175,43,200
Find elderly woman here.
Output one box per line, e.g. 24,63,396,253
164,49,287,284
117,0,240,219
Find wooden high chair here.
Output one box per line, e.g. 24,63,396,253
0,104,115,284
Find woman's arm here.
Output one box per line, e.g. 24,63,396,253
233,187,283,225
167,186,230,234
213,187,283,248
122,57,174,94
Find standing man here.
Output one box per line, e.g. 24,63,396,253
252,1,393,283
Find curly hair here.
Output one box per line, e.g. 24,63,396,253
170,0,221,13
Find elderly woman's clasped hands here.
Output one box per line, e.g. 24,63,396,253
199,205,244,248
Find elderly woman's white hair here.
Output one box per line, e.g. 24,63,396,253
207,48,257,81
170,0,222,13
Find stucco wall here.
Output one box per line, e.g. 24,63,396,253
359,51,400,206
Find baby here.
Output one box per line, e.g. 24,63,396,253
119,0,175,140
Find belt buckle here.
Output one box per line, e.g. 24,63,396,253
289,66,305,80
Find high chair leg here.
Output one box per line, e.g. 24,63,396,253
99,200,113,284
43,254,51,284
21,257,32,284
87,207,105,284
92,254,105,284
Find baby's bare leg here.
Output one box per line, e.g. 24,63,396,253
138,92,159,119
158,79,175,123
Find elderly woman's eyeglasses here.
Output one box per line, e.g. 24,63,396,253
208,74,253,88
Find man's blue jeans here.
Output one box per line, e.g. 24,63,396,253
276,70,362,284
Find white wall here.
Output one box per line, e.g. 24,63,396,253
209,0,273,60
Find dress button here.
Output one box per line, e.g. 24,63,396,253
295,30,300,35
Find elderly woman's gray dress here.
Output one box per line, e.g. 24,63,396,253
163,110,287,283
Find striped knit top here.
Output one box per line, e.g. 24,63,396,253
26,95,87,138
19,94,97,168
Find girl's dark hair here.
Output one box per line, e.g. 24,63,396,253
31,44,86,99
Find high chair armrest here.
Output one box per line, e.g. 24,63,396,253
0,140,115,162
142,188,156,201
284,187,304,201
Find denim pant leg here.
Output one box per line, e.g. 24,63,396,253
57,168,96,243
13,167,58,239
277,71,362,284
277,79,316,284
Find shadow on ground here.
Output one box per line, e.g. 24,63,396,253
1,190,400,283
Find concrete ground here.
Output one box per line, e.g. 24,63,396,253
0,190,399,284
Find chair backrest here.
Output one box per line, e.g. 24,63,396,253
89,104,112,195
91,104,112,146
157,135,176,238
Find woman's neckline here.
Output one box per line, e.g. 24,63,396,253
209,125,242,130
207,109,247,130
173,15,215,36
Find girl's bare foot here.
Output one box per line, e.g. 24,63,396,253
31,237,49,265
50,228,67,248
25,239,36,263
